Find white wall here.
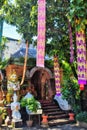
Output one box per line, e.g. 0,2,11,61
3,39,25,59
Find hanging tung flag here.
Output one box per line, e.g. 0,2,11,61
68,20,74,63
54,56,61,96
76,25,86,90
36,0,46,67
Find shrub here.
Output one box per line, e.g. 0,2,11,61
76,111,87,123
20,97,40,112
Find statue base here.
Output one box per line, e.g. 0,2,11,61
12,119,22,128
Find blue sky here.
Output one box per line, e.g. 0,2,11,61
2,22,22,40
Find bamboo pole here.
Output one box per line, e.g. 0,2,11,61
20,40,29,85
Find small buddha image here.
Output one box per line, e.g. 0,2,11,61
11,93,21,120
7,69,20,91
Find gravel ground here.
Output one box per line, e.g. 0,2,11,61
21,124,87,130
6,124,86,130
1,123,87,130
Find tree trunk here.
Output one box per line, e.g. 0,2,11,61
20,40,29,85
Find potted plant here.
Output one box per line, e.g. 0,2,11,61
20,97,41,127
20,97,40,113
76,111,87,128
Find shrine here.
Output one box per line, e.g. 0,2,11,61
0,0,87,129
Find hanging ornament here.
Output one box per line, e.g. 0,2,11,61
76,20,86,90
68,20,74,63
36,0,46,67
53,56,61,96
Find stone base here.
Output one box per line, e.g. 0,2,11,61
41,122,49,128
12,119,22,128
41,124,49,128
77,121,87,128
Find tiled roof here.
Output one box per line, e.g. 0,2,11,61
12,47,36,58
11,47,51,60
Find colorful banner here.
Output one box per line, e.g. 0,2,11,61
36,0,46,67
54,56,61,96
76,29,86,86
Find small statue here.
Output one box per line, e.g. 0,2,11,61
7,69,20,92
11,93,21,120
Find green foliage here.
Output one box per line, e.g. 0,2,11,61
1,0,37,42
61,60,81,114
67,0,87,29
0,37,9,69
20,97,39,112
20,98,27,107
10,57,35,67
76,111,87,123
61,78,81,114
0,58,9,69
0,0,6,8
61,78,80,103
1,1,86,87
1,0,87,59
10,56,53,68
1,0,70,59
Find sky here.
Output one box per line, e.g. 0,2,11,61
2,21,22,40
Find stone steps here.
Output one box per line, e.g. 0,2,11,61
40,100,73,126
45,111,65,115
48,113,69,120
42,105,59,109
48,118,71,126
43,108,61,112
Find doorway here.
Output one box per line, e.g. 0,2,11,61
30,67,54,100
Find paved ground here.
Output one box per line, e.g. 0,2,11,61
2,123,85,130
22,124,86,130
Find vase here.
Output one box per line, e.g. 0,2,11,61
26,120,33,127
69,113,75,121
42,115,48,125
